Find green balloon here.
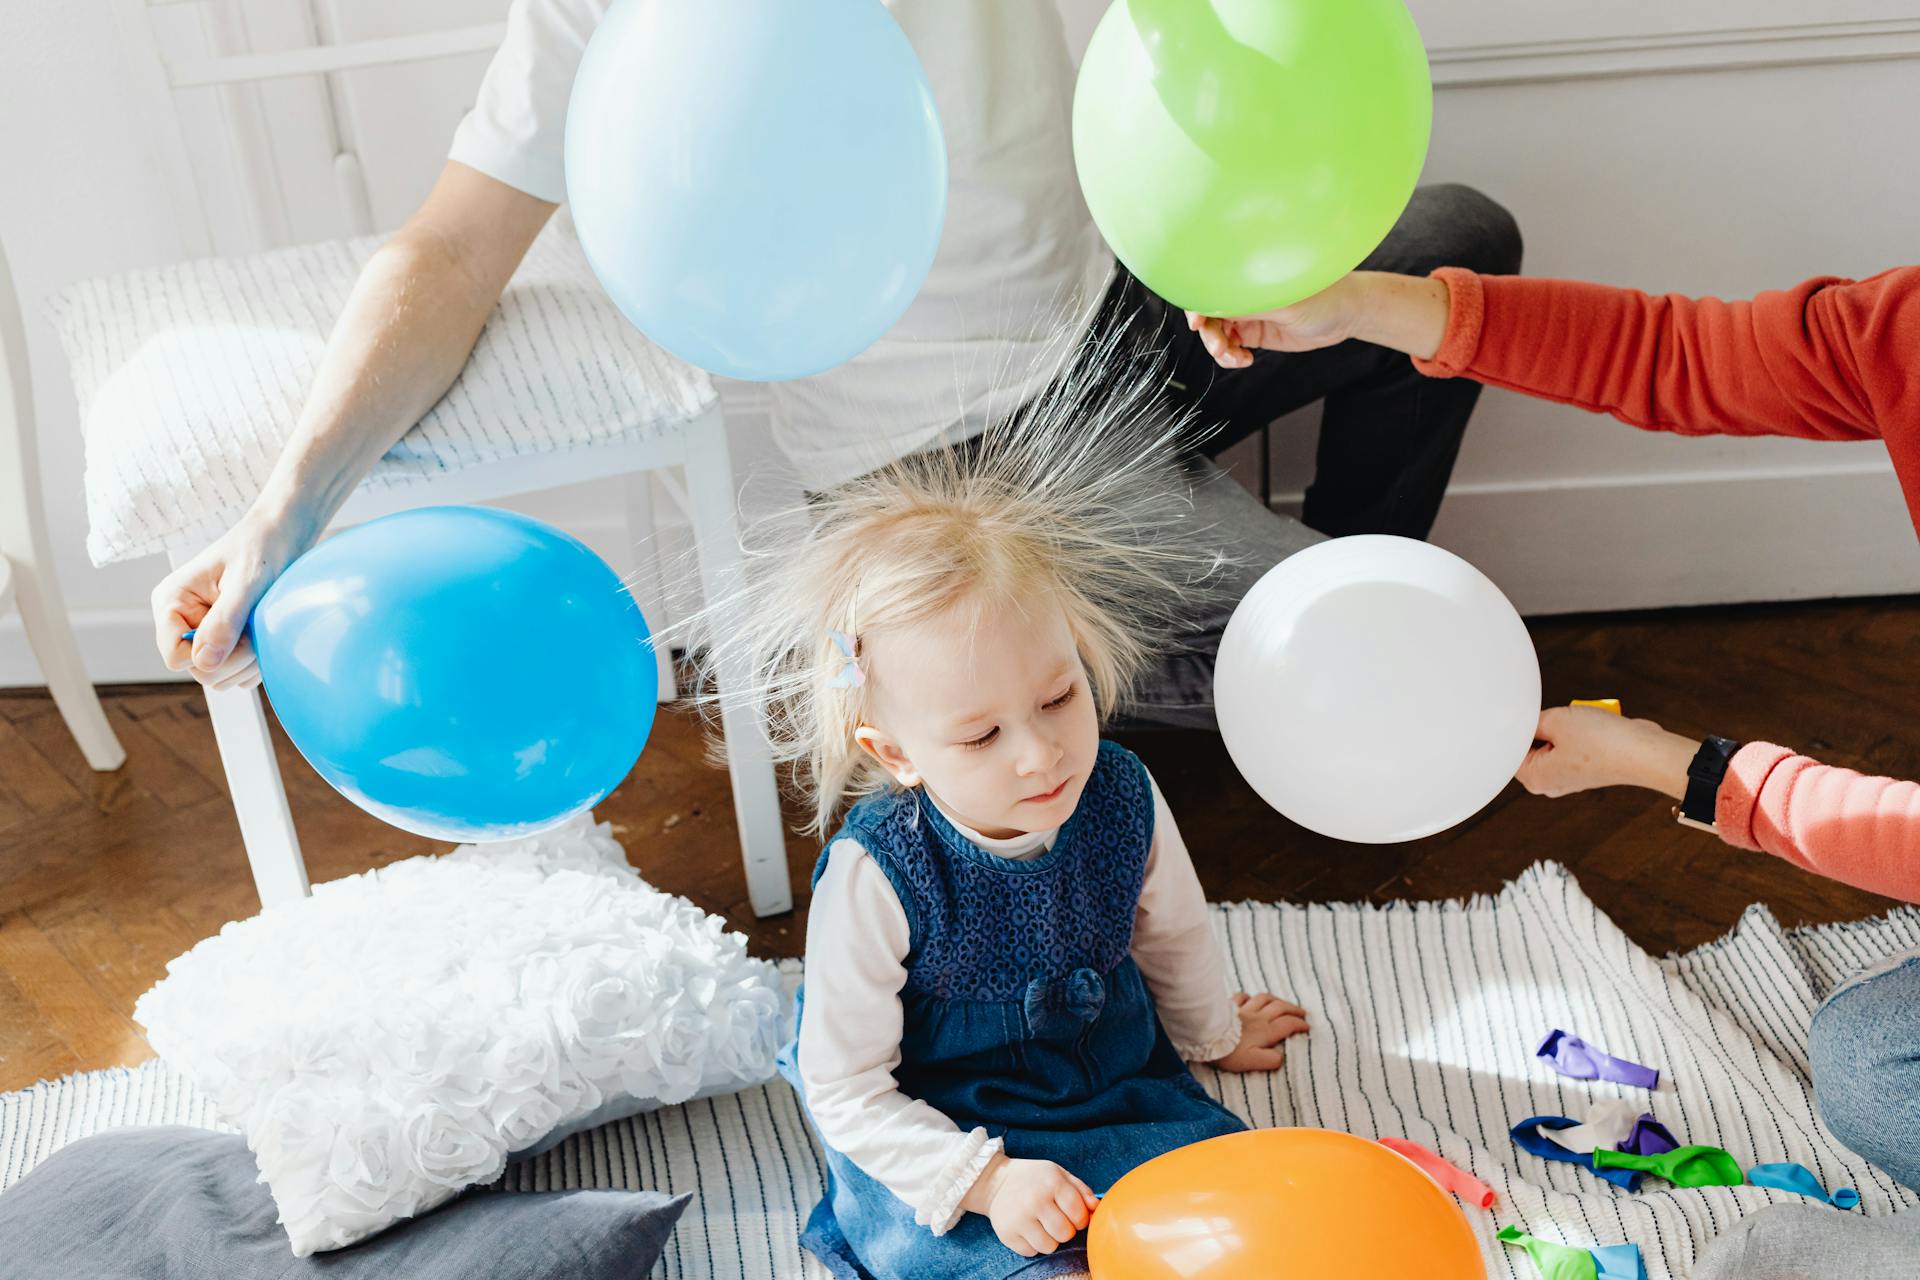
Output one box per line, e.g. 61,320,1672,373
1498,1226,1600,1280
1072,0,1433,317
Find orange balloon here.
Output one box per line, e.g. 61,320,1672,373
1088,1128,1485,1279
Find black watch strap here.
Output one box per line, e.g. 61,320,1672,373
1678,736,1741,829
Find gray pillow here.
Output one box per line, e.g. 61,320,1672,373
0,1126,689,1278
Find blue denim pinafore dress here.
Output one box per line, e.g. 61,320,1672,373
781,741,1245,1279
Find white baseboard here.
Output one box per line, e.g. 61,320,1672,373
0,606,176,690
1415,465,1918,615
1269,461,1920,615
7,467,1914,690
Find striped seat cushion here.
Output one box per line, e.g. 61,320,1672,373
49,218,715,567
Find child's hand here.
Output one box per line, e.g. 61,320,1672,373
962,1154,1098,1257
1211,992,1310,1073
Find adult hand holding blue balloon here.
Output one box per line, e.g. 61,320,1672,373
249,507,656,843
565,0,948,381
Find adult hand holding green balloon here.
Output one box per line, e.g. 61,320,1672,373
1073,0,1433,317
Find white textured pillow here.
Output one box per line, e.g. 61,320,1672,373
49,218,716,567
132,817,782,1257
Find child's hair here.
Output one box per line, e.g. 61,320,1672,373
681,332,1231,836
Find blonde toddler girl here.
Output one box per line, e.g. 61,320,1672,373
699,363,1309,1279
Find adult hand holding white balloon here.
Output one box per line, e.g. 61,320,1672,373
1214,537,1540,843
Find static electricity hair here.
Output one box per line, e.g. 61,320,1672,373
681,331,1231,837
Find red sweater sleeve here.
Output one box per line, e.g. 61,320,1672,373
1414,269,1920,901
1416,263,1920,540
1716,743,1920,904
1415,265,1920,448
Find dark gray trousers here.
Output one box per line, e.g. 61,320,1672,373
1099,182,1524,730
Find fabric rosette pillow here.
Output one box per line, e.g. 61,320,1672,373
133,816,783,1256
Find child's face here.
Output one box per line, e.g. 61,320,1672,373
854,595,1100,840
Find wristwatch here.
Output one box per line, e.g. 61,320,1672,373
1674,735,1742,833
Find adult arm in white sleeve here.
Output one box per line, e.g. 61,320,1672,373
799,839,1004,1234
449,0,609,201
1131,773,1241,1063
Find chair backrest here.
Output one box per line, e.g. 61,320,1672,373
111,0,508,255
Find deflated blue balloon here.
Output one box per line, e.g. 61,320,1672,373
564,0,947,381
250,506,656,842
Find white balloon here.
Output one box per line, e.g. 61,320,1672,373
1214,536,1540,843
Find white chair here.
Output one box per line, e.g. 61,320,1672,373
0,241,128,775
174,396,793,918
65,0,792,915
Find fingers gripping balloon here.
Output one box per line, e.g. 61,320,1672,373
1073,0,1433,317
248,507,657,842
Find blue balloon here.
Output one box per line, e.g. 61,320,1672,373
250,507,657,842
564,0,947,381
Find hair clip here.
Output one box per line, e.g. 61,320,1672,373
827,629,866,689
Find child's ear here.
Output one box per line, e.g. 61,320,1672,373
854,724,920,787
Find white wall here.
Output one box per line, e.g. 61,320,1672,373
1404,1,1920,613
0,0,207,690
4,1,1919,688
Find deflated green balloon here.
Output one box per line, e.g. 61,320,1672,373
1498,1226,1600,1280
1072,0,1433,317
1591,1144,1745,1188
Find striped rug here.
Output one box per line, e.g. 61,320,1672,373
5,863,1915,1278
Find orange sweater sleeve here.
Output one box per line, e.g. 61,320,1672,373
1716,743,1920,905
1414,265,1920,443
1412,266,1920,902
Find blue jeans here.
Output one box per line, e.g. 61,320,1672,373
1811,952,1920,1191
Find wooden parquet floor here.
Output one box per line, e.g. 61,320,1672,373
2,595,1914,1093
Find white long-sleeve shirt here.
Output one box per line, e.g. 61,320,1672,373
797,774,1238,1234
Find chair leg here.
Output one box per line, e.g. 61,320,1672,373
621,472,678,702
4,552,126,772
0,236,123,772
681,411,793,917
202,681,312,908
165,550,310,909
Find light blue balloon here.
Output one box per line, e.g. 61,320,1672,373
564,0,948,381
249,507,657,843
